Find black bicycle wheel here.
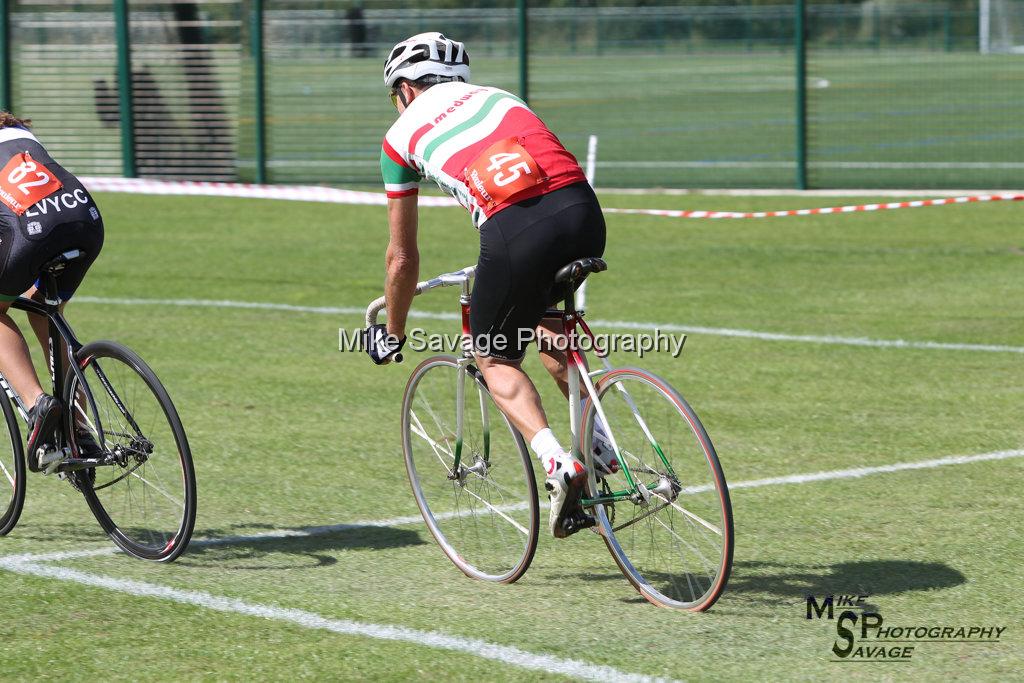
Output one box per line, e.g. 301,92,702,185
65,340,196,561
0,393,26,536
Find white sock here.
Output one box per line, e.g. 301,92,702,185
530,428,564,462
594,414,609,440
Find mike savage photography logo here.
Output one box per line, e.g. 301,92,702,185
339,327,687,358
806,594,1007,663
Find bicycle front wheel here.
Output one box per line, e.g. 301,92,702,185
66,341,196,561
403,356,539,583
0,394,26,536
582,368,733,610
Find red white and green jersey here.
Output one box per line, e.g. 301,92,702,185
381,82,586,228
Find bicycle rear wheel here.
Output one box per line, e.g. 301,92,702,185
403,356,539,583
582,368,733,610
0,394,26,536
66,341,196,561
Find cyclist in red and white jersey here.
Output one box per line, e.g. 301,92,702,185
365,33,608,538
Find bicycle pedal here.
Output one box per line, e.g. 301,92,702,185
561,511,596,537
39,447,70,475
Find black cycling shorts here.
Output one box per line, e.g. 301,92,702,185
0,214,104,301
0,133,104,302
471,181,606,361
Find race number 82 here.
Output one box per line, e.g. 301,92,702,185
8,159,52,195
0,152,63,215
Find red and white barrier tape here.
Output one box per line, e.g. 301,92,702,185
80,177,1023,218
78,176,457,207
604,193,1024,219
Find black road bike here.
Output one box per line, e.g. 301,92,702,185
0,250,196,561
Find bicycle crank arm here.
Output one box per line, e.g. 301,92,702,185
54,457,111,474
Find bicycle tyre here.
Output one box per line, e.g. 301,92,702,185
0,393,26,536
581,368,733,610
402,355,539,583
66,340,196,562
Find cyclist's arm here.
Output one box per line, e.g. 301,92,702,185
384,195,419,338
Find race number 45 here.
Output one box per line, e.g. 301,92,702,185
487,151,532,187
465,137,542,208
0,152,63,215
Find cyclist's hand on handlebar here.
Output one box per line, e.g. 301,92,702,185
364,324,406,365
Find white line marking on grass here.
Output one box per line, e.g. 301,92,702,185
74,296,1024,354
683,448,1024,494
0,558,672,683
0,447,1019,678
8,447,1021,564
595,319,1024,354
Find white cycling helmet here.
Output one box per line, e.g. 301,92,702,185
384,32,470,88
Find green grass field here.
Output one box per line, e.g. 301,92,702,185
259,50,1024,189
20,46,1024,190
1,190,1022,680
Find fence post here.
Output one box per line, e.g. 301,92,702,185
0,0,10,113
794,0,807,190
873,1,881,51
944,5,953,52
517,0,528,103
250,0,267,184
114,0,136,177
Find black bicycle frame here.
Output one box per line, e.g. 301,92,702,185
5,278,82,422
0,255,142,472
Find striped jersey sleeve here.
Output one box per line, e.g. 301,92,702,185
381,138,420,198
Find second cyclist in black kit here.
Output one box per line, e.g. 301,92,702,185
0,112,104,461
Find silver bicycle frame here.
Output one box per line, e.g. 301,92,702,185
366,265,479,469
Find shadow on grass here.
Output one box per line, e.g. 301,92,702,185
170,522,428,570
0,523,109,545
728,559,965,599
565,559,966,611
2,521,427,570
706,559,968,614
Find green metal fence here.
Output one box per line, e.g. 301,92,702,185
1,0,1021,189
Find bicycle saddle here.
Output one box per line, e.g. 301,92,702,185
40,249,88,275
554,257,607,284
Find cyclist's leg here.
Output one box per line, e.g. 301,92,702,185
0,300,45,407
472,182,604,447
470,252,550,442
534,194,605,401
0,217,45,407
536,317,595,401
474,354,549,441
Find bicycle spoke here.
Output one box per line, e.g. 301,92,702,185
652,514,715,574
591,369,732,610
651,491,723,536
458,485,530,535
612,499,671,532
128,470,185,511
74,399,100,437
410,412,456,467
404,358,537,583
